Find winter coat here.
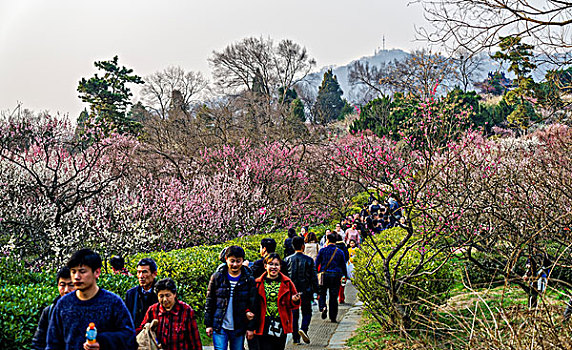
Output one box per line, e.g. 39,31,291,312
285,252,319,295
254,272,300,335
204,265,256,333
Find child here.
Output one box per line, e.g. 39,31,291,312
347,239,359,280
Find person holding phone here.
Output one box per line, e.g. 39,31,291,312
254,253,301,350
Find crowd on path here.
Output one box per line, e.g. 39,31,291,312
30,193,572,350
32,230,361,350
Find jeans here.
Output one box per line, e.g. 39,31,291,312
292,293,313,342
213,328,245,350
318,272,342,321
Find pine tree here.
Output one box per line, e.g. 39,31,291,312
314,69,344,124
492,36,539,131
77,56,144,137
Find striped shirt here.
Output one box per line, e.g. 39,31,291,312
222,273,240,330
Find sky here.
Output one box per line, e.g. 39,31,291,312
0,0,427,118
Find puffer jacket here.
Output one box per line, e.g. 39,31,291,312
204,265,256,333
284,252,319,295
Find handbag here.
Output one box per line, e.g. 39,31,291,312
136,319,160,350
318,248,338,286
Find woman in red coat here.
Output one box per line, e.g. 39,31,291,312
254,253,301,350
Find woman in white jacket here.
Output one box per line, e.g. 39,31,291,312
303,232,320,261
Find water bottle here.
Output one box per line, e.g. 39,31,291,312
86,322,97,344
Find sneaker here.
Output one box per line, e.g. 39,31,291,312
299,330,310,344
321,307,328,319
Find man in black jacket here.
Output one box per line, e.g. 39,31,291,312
251,238,288,279
204,245,256,350
124,258,159,329
285,236,319,344
32,267,75,350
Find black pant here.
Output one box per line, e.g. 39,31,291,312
292,293,313,342
257,334,287,350
247,337,259,350
318,272,341,321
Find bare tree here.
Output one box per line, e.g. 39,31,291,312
379,49,458,99
417,0,572,66
140,66,207,119
452,50,486,92
209,36,316,102
348,61,387,97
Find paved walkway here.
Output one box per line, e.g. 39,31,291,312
285,281,362,350
203,282,363,350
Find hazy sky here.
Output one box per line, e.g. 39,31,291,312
0,0,427,118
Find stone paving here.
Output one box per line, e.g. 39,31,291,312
285,281,362,350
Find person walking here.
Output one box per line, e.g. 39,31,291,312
285,236,319,344
46,249,136,350
139,278,202,350
204,245,256,350
125,258,159,331
344,223,360,247
254,253,300,350
252,238,288,279
303,232,320,261
110,256,131,276
335,233,350,304
283,228,297,258
315,234,348,323
32,267,75,350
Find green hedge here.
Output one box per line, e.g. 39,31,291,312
0,231,289,350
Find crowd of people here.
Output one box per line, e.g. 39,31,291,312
32,232,362,350
31,193,571,350
30,194,407,350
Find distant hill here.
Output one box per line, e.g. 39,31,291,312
299,49,410,103
299,48,558,104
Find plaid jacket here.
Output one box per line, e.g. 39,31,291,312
139,301,202,350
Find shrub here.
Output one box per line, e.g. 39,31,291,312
352,227,455,329
0,230,290,349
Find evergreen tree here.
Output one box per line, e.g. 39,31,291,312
314,69,344,124
492,36,539,131
77,56,144,137
290,98,306,123
474,71,512,95
74,108,90,140
278,86,298,105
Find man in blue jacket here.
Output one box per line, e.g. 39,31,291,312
46,249,136,350
315,233,348,323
